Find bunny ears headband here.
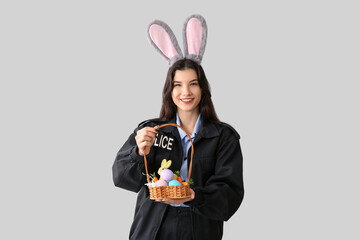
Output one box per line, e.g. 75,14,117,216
147,14,208,67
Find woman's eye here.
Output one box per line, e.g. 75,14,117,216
191,82,199,86
174,84,181,87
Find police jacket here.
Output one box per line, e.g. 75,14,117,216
112,117,244,240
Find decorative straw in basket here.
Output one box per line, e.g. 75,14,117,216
144,123,194,199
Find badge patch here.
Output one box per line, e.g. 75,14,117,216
153,134,174,151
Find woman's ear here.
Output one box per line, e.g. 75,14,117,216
183,15,208,65
147,20,184,66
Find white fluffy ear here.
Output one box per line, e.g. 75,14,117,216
147,20,184,66
183,15,208,64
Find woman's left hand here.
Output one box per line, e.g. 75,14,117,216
155,189,195,205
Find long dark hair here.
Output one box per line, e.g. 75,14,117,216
158,59,219,122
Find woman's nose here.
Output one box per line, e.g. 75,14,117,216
182,85,191,95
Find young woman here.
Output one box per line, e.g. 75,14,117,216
112,59,244,240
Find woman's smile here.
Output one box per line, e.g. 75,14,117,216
180,98,195,103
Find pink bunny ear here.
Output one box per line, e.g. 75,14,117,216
183,15,208,64
147,20,183,65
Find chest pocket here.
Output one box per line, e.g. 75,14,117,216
193,141,216,174
197,156,215,173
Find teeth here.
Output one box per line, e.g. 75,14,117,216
181,99,192,102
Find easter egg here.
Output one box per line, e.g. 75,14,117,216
160,169,174,181
168,180,182,186
155,179,168,187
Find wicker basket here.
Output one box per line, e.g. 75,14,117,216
144,123,194,199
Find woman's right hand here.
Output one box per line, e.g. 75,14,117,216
135,126,158,156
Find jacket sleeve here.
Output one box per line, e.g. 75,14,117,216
188,132,244,222
112,127,152,193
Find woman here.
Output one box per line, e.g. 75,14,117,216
112,59,244,240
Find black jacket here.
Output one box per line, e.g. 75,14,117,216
112,118,244,240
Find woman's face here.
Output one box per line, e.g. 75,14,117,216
171,68,202,115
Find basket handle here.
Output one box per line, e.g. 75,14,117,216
143,123,194,184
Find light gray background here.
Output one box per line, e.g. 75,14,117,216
1,0,359,239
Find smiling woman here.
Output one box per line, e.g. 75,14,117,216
112,15,244,240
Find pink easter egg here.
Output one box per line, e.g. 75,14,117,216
155,179,168,187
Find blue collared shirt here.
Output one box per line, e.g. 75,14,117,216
172,113,202,207
176,113,202,182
